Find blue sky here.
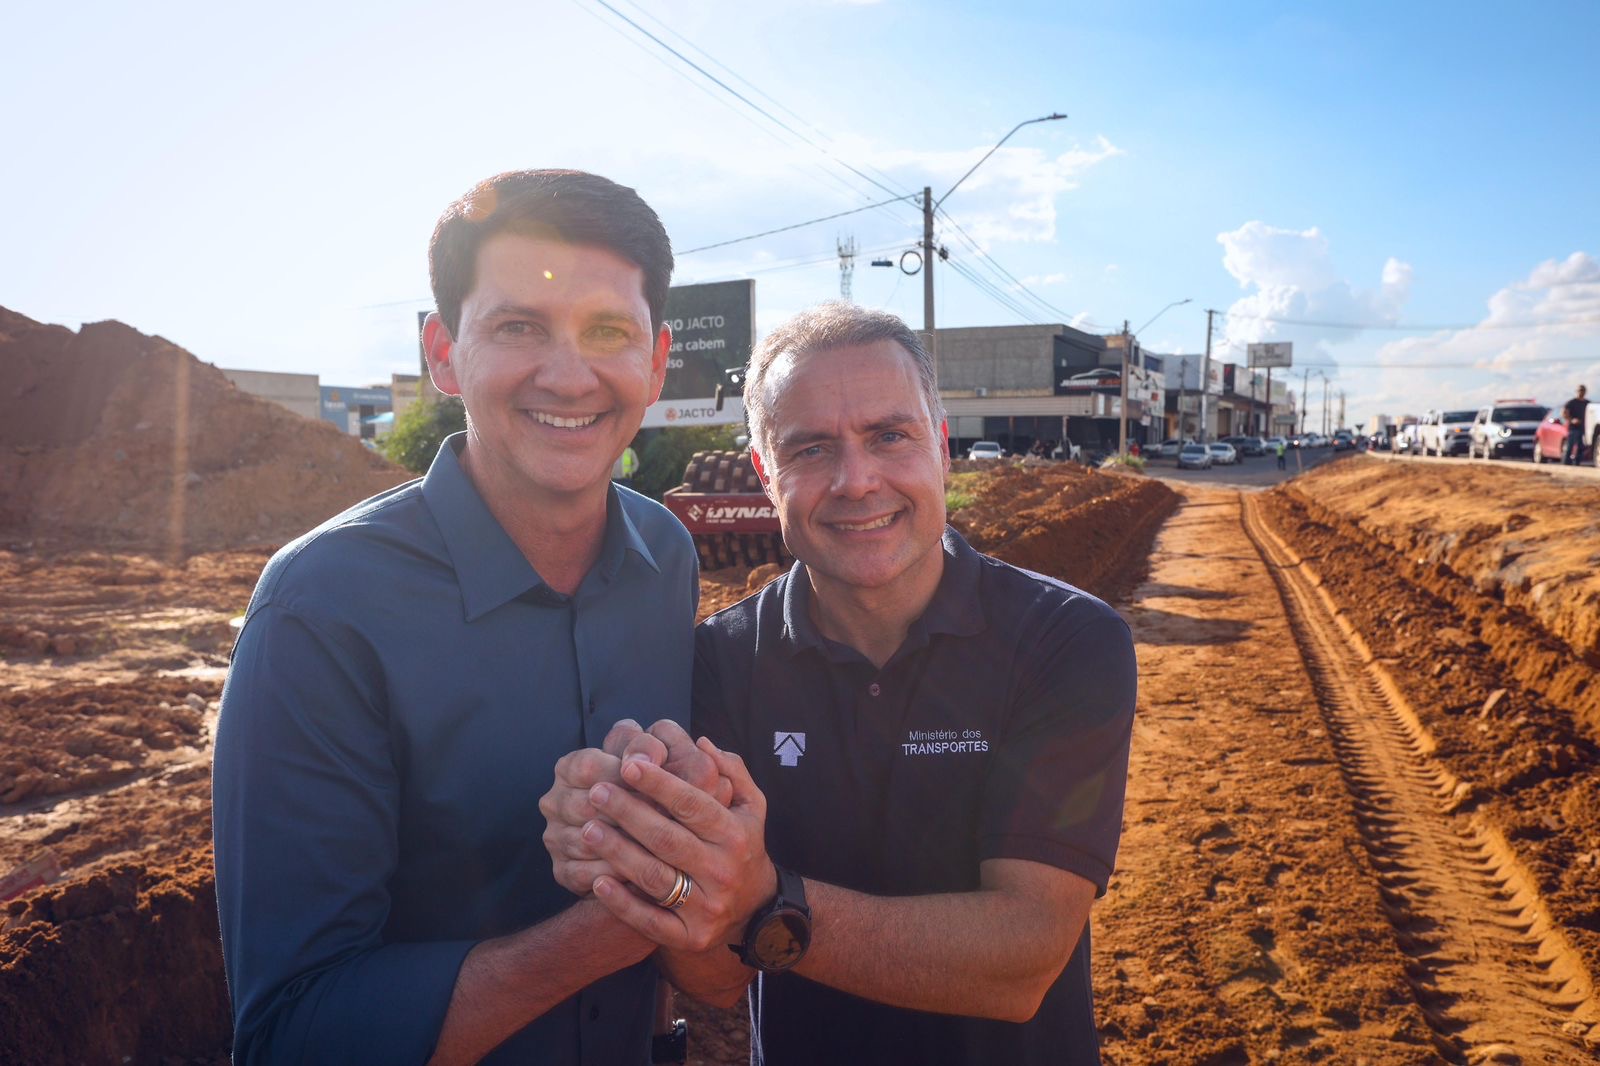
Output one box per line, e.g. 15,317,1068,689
3,0,1596,429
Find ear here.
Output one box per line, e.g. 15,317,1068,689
749,446,777,504
939,418,952,475
645,324,672,406
422,313,461,397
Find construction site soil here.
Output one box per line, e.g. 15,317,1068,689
4,345,1599,1066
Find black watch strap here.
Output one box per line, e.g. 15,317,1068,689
732,865,812,972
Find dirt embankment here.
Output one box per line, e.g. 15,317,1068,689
0,306,409,555
1260,467,1600,986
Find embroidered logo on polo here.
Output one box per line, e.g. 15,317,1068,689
901,728,989,756
773,731,807,767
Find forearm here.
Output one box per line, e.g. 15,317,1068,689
428,901,654,1065
655,946,753,1010
794,879,1087,1023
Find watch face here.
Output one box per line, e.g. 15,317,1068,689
753,909,810,969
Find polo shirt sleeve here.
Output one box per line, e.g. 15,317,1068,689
978,607,1136,895
213,602,473,1065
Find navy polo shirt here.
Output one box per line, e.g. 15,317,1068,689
213,433,698,1065
693,528,1135,1065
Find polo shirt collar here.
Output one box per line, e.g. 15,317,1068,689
780,525,987,660
421,433,659,622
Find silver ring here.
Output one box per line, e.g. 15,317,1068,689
657,869,691,910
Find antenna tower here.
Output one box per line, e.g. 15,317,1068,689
837,236,858,302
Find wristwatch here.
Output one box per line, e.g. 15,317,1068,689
731,865,811,972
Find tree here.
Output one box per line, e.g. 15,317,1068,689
633,425,743,500
380,397,466,473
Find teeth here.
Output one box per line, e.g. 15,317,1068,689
533,411,598,429
835,514,896,532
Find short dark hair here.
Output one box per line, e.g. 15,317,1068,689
745,302,944,454
428,170,674,339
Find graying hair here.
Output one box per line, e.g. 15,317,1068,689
744,302,945,455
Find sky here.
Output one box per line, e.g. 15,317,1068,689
3,0,1597,431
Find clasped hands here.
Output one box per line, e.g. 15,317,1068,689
539,720,777,954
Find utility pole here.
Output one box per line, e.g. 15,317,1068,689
1178,357,1188,439
922,186,935,331
1200,309,1214,442
1322,376,1331,436
1266,367,1273,439
1119,321,1131,454
837,236,857,302
1301,367,1310,435
1338,390,1346,433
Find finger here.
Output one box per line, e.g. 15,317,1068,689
547,822,606,861
553,859,617,896
544,781,618,830
555,748,623,790
590,777,710,866
601,719,644,759
591,876,694,951
621,732,669,768
711,774,734,809
651,720,723,799
617,760,734,844
698,738,766,818
581,818,689,903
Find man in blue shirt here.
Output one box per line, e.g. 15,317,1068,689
541,304,1136,1063
213,170,708,1064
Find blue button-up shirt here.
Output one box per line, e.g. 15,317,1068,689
214,434,698,1064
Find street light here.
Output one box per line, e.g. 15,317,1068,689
921,112,1067,332
1121,298,1192,454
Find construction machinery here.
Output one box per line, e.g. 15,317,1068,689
661,450,790,570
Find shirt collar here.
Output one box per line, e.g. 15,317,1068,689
779,525,987,660
421,433,659,622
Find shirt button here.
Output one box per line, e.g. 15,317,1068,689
868,682,881,696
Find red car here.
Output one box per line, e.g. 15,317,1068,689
1532,410,1568,464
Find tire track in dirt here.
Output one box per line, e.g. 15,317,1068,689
1242,494,1599,1064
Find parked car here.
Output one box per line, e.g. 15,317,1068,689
1532,411,1567,464
1222,435,1264,457
1264,435,1288,453
1468,401,1547,460
1153,437,1190,458
967,441,1004,461
1392,424,1420,455
1207,442,1238,465
1332,430,1355,451
1177,443,1213,469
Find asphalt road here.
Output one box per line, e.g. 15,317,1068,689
1143,446,1600,488
1141,446,1350,488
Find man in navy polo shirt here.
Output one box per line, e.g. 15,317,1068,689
543,303,1136,1064
214,170,715,1065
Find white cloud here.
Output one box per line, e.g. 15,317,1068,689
1019,273,1066,288
1215,221,1412,368
1371,251,1600,411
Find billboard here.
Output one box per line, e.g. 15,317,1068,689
643,279,756,428
1248,342,1293,369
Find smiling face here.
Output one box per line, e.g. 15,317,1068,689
751,340,950,600
428,233,667,512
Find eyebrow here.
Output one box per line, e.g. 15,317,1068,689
777,412,925,450
477,304,646,330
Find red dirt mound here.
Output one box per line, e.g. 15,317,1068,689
0,848,228,1065
952,463,1180,597
0,306,410,555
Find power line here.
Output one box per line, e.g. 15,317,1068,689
678,196,915,255
945,259,1045,324
587,0,908,204
934,208,1078,324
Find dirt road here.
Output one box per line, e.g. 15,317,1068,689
4,459,1599,1064
1097,479,1598,1064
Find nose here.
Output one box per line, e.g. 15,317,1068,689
535,332,601,397
829,440,882,499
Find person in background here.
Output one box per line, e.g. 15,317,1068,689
1562,384,1588,465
